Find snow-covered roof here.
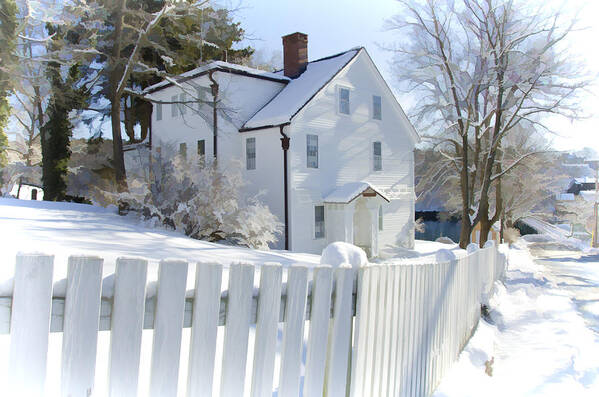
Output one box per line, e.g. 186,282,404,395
143,61,290,94
241,48,361,130
574,177,596,184
323,182,389,204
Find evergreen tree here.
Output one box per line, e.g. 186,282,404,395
41,62,87,201
0,0,18,167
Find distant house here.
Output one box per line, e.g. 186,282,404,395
566,177,596,195
127,32,420,256
10,182,44,201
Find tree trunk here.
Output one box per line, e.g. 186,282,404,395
110,98,128,192
109,0,128,193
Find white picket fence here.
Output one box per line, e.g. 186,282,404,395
0,244,505,397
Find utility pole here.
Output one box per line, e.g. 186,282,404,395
585,159,599,248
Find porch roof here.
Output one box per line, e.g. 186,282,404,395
323,182,390,204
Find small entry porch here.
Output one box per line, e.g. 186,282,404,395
323,182,390,257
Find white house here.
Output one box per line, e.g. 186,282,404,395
131,32,420,256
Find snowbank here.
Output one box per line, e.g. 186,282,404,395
320,242,368,268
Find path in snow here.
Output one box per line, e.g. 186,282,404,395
432,240,599,397
532,245,599,334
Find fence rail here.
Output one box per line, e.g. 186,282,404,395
0,243,505,397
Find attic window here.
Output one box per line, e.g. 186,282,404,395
373,95,382,120
246,137,256,170
339,87,350,115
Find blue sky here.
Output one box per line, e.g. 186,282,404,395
235,0,599,154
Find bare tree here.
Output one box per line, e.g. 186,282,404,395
388,0,586,247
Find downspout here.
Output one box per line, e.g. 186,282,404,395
208,71,219,159
279,125,290,250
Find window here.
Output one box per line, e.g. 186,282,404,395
339,87,350,114
315,205,325,239
307,134,318,168
31,189,38,200
197,140,205,166
179,142,187,160
373,141,382,171
179,93,186,115
156,103,162,121
378,205,383,231
373,95,382,120
171,95,178,117
246,137,256,170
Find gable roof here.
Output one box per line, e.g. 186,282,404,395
240,48,361,131
143,61,290,95
324,182,390,204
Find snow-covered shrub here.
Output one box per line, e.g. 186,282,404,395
110,146,282,249
503,227,521,244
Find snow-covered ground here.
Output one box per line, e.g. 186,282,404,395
0,197,320,295
432,237,599,397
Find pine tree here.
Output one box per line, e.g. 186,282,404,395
0,0,18,167
41,62,87,201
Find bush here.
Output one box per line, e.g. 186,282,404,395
108,146,282,250
503,227,521,244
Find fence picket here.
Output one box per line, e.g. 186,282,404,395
251,263,283,397
279,265,309,397
61,256,103,397
220,263,255,397
108,258,148,397
324,266,355,397
187,262,223,397
303,266,333,397
349,267,370,397
149,260,188,397
8,254,54,397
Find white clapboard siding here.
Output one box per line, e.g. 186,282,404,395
278,265,309,397
61,256,104,397
108,258,148,397
302,266,333,397
187,262,223,397
8,254,54,397
149,260,189,397
251,263,283,397
220,263,255,397
324,266,355,397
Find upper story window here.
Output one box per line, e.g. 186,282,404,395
246,137,256,170
156,103,162,121
373,95,382,120
171,95,178,117
307,134,318,168
314,205,325,239
179,142,187,160
373,141,382,171
339,87,350,115
179,93,186,115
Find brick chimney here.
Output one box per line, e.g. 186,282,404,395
282,32,308,78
